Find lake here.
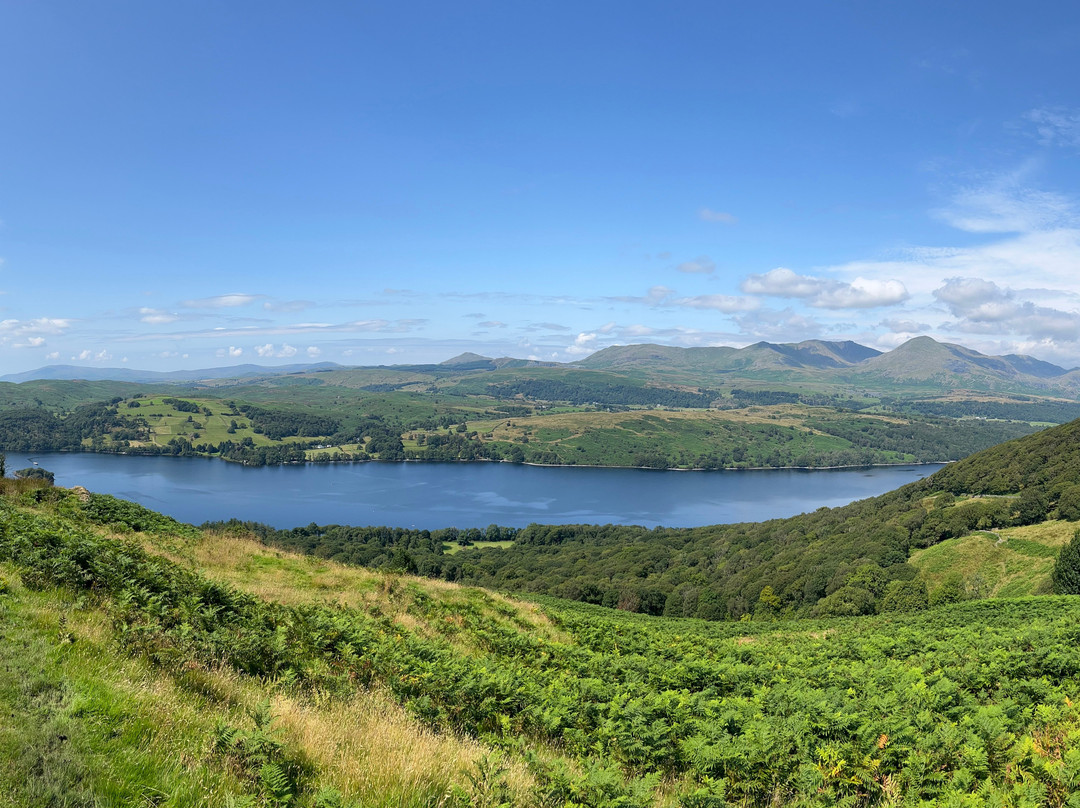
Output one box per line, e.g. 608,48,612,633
3,452,943,530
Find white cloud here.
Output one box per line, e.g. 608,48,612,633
933,277,1080,342
45,351,59,360
0,317,71,340
813,278,909,309
215,346,244,358
306,346,321,358
564,332,599,356
478,320,507,328
699,208,737,224
254,343,301,358
740,268,909,309
675,256,716,274
70,349,112,362
741,268,824,298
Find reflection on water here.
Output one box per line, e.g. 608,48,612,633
3,452,943,531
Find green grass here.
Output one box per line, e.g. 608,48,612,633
7,486,1080,806
443,539,516,555
115,396,319,450
910,519,1075,598
0,565,250,806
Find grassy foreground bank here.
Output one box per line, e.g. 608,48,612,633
2,481,1080,806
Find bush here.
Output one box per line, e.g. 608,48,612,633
879,579,929,612
1051,529,1080,595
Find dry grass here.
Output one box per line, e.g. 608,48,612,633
272,690,535,805
130,523,569,650
3,556,537,808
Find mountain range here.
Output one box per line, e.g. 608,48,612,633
575,336,1080,395
5,336,1080,397
0,361,345,384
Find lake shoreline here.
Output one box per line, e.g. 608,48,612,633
25,446,953,474
2,451,944,531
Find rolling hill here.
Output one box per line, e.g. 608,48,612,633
4,413,1080,806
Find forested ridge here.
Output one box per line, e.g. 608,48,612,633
225,418,1080,620
0,391,1041,470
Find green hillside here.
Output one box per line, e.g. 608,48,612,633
3,477,1080,806
242,417,1080,621
3,337,1080,470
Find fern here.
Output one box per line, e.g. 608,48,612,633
259,761,294,807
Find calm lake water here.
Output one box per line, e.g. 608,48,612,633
3,452,943,530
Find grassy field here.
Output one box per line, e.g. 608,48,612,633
910,518,1075,598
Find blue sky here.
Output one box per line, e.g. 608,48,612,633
3,1,1080,374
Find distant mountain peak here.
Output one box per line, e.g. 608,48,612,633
440,352,493,366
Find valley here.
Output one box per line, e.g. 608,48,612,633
1,336,1075,470
3,420,1080,806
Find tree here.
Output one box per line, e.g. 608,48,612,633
15,467,54,484
1051,529,1080,595
0,451,5,478
879,579,929,612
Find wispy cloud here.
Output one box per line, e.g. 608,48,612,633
675,255,716,274
117,318,428,342
263,299,315,313
0,317,71,336
934,175,1075,234
880,317,931,333
699,208,737,224
138,307,180,324
182,293,264,309
671,294,759,312
1024,106,1080,149
610,286,675,306
733,307,824,341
